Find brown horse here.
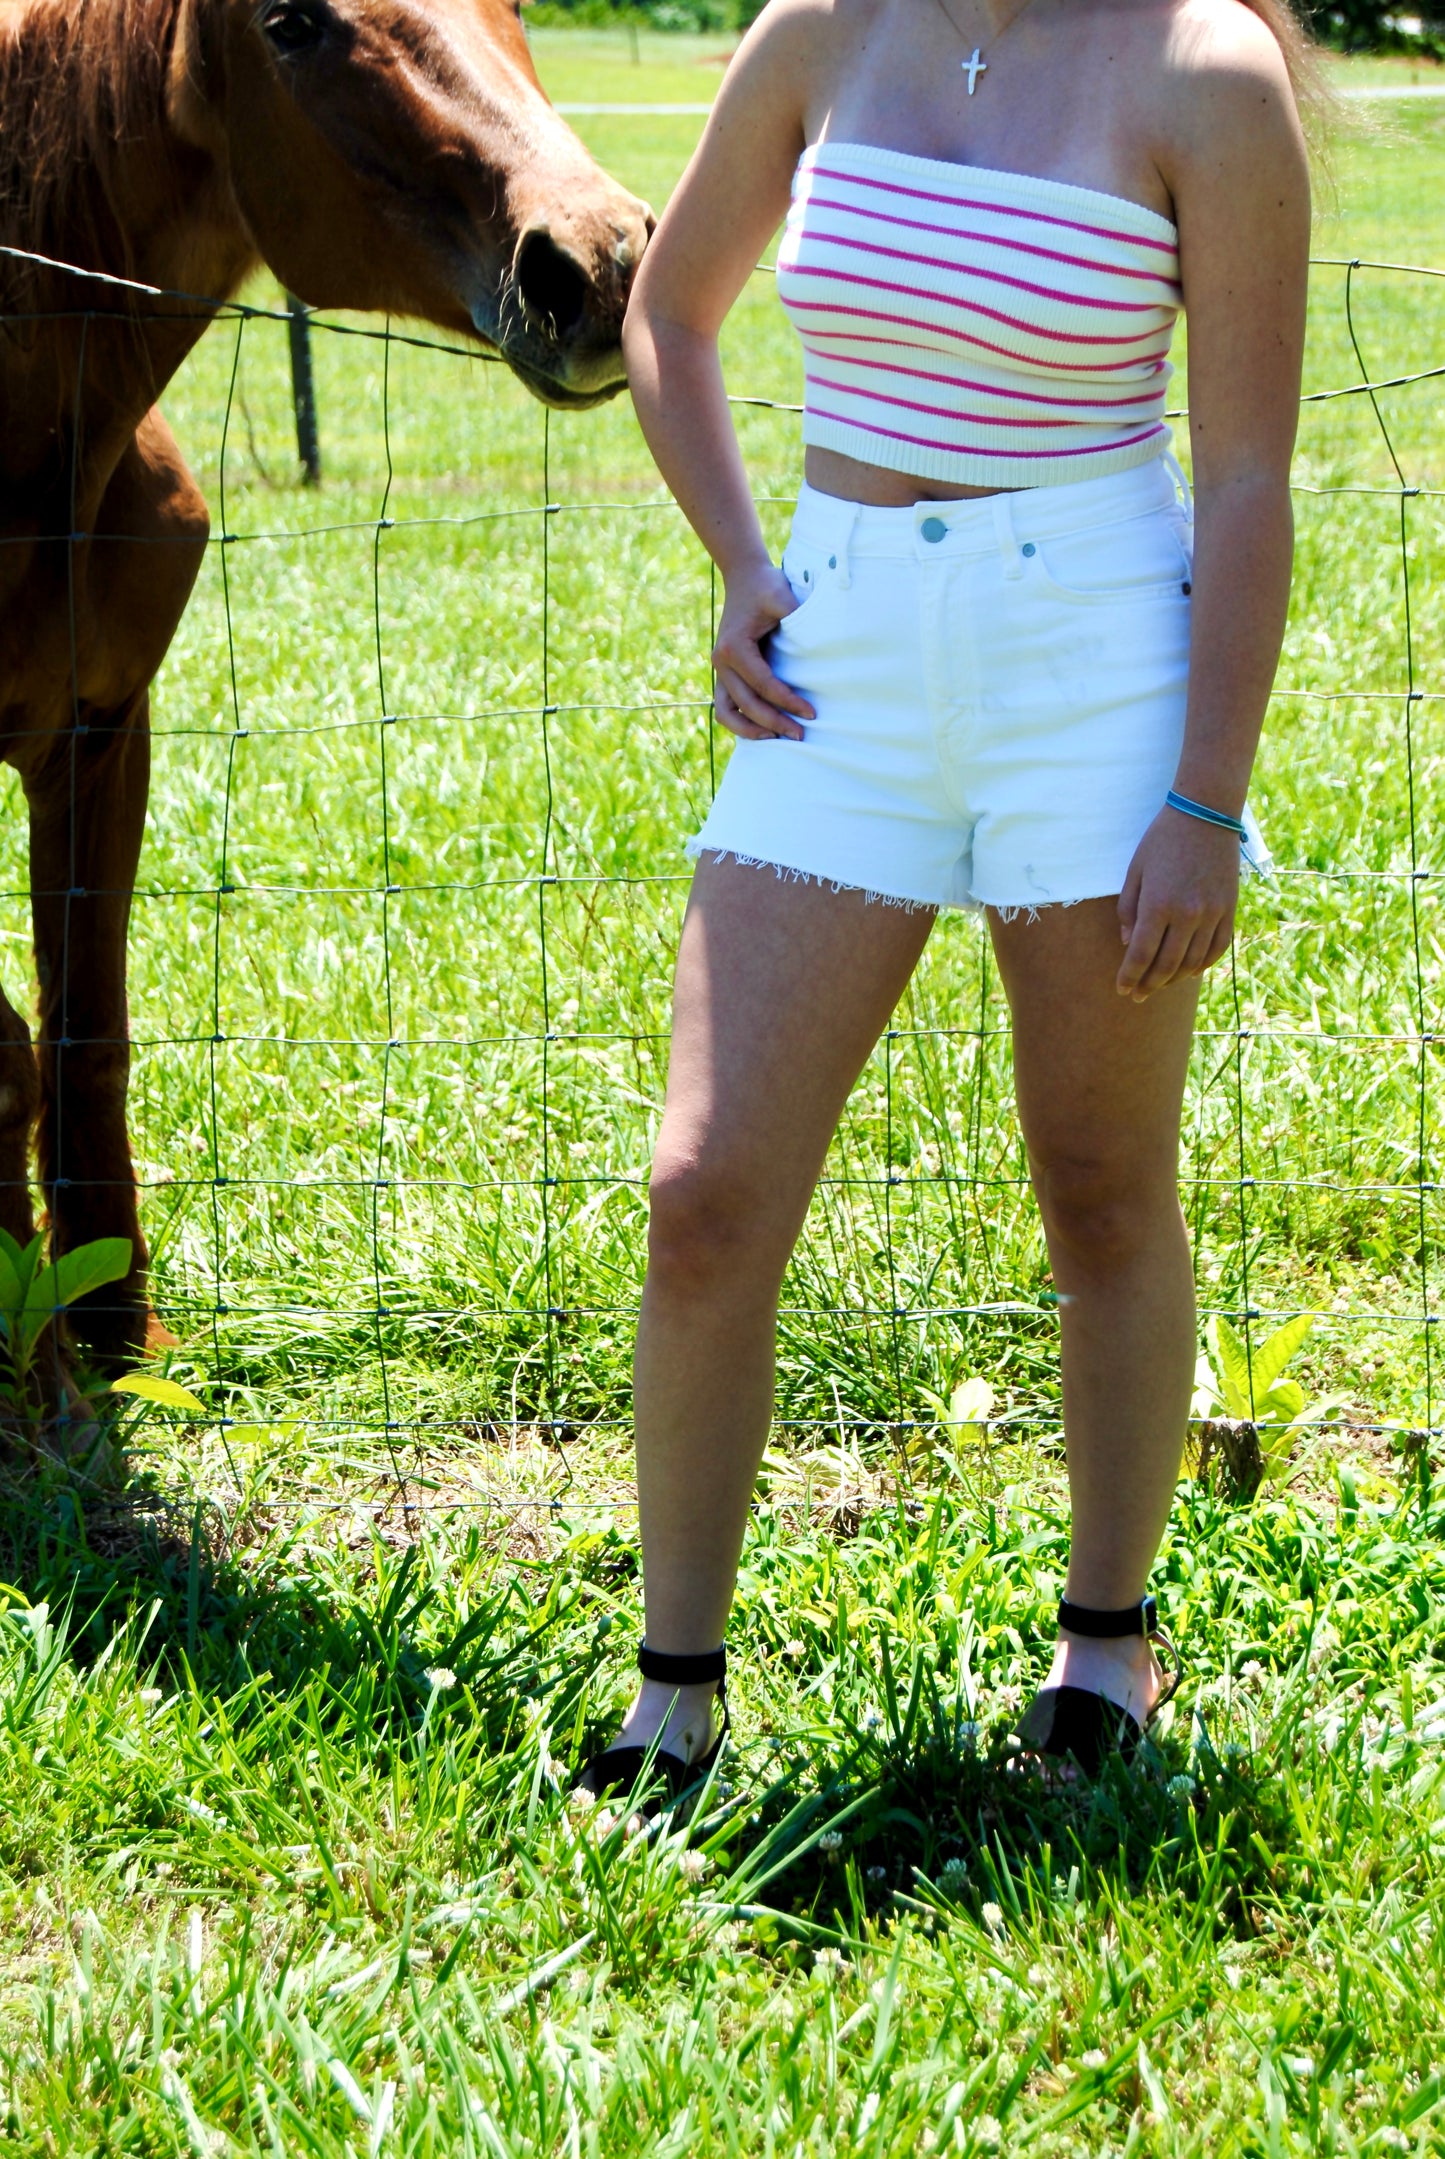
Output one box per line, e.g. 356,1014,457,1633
0,0,650,1369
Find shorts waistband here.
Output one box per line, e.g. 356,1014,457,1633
789,454,1186,566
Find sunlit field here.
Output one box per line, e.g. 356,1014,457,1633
0,50,1441,2155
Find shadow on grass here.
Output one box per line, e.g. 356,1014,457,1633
0,1456,1297,1946
711,1657,1283,1945
0,1457,596,1758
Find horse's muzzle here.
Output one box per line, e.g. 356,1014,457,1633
500,352,630,410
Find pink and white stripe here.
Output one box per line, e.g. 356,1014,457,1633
776,142,1182,490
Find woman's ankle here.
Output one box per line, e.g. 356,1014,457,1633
1046,1630,1161,1721
617,1677,721,1763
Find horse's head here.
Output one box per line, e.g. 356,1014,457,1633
166,0,652,406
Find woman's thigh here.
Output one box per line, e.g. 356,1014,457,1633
654,855,934,1254
988,897,1200,1183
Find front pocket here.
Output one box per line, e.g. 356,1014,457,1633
771,544,829,644
1031,510,1193,606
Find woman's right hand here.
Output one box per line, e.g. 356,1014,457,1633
711,560,817,742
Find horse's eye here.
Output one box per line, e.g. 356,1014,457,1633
261,2,328,53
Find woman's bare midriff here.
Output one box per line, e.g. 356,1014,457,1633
805,445,1019,505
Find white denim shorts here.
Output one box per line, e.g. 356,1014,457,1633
687,457,1269,915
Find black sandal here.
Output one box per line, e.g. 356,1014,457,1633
1015,1595,1182,1777
575,1642,729,1808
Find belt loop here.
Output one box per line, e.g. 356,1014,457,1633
1163,448,1194,523
833,502,860,589
992,494,1024,580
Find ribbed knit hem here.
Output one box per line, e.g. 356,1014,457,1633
801,417,1174,496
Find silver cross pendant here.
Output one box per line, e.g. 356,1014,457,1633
964,46,987,93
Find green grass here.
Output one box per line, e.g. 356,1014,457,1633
0,45,1440,2154
4,1447,1445,2151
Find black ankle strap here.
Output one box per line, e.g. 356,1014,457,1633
637,1642,726,1686
1058,1594,1159,1639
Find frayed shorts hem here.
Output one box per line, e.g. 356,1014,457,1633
686,840,1118,921
685,840,947,915
685,838,1273,924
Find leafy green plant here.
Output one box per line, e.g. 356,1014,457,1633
917,1374,997,1452
109,1372,206,1415
1191,1312,1351,1493
0,1232,134,1426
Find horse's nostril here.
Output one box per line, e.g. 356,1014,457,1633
515,228,589,339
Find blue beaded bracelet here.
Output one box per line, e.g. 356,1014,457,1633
1165,788,1248,840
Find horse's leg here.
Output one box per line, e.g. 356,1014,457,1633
0,981,40,1254
29,692,154,1365
25,411,208,1369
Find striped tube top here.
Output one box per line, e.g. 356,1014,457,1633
775,140,1182,490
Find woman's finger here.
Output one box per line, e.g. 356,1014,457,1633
1199,916,1235,973
1116,904,1167,996
1117,856,1143,947
716,661,804,739
1181,920,1219,976
713,680,770,741
716,633,815,724
1133,920,1196,999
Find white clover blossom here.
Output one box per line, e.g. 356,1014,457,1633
973,2116,1003,2151
425,1667,458,1692
819,1829,844,1854
980,1901,1005,1935
941,1857,969,1888
813,1946,845,1971
1080,2048,1107,2071
1166,1773,1197,1801
677,1850,710,1882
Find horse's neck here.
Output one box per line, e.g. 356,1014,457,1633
2,0,257,501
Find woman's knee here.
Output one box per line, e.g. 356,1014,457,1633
646,1149,789,1298
1030,1147,1179,1272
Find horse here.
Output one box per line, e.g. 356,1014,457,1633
0,0,651,1373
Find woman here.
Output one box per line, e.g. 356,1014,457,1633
580,0,1312,1788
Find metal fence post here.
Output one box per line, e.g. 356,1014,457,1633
286,293,322,486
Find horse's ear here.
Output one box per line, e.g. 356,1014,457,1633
167,0,228,155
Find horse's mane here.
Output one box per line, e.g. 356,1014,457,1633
0,0,182,290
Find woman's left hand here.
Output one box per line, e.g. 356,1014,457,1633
1116,807,1240,1002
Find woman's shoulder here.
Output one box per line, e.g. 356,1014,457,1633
1155,0,1300,109
731,0,892,71
1145,0,1310,208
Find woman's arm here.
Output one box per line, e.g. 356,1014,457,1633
623,2,830,740
1116,19,1310,1000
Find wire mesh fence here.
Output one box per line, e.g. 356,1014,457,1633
0,234,1439,1524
